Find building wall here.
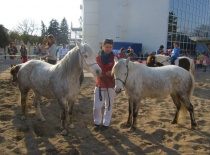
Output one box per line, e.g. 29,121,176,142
82,0,169,54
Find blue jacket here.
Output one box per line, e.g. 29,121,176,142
170,47,180,58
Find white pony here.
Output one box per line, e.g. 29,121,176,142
146,55,195,76
11,42,102,135
112,58,196,130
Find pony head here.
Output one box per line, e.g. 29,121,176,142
146,55,156,67
10,64,21,86
112,58,130,93
155,55,170,66
76,42,102,77
147,55,168,67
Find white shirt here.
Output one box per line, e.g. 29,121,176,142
59,47,69,60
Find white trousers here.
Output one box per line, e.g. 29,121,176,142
93,87,115,126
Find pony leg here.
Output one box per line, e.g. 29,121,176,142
33,93,45,122
58,99,67,136
67,101,75,129
131,100,140,131
20,90,29,120
179,96,197,129
126,98,133,127
187,102,197,129
170,94,181,124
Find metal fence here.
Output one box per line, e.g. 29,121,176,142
0,55,41,80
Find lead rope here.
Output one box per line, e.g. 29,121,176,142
98,77,102,101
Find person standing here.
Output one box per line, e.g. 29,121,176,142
170,42,180,65
93,38,116,131
156,45,164,55
42,34,57,64
59,43,69,60
7,42,18,59
126,48,138,61
118,47,127,59
20,44,28,63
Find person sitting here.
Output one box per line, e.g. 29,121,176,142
170,42,180,65
156,45,164,55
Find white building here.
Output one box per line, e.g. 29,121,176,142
81,0,210,54
82,0,169,54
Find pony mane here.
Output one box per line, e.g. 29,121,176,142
57,46,81,78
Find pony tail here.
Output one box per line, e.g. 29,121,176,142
177,73,195,124
190,61,195,76
189,72,195,99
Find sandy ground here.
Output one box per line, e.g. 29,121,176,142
0,68,210,155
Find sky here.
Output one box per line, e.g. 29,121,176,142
0,0,82,34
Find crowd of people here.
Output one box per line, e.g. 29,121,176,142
7,34,71,64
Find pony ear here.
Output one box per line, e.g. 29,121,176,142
126,57,130,66
114,56,118,63
76,41,84,52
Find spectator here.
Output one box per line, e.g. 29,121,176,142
7,42,18,59
126,46,132,54
144,52,149,60
20,44,28,63
118,47,127,59
42,34,57,64
126,48,138,61
59,43,69,60
156,45,164,55
39,39,47,56
33,46,38,55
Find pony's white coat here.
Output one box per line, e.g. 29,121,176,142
112,58,196,130
155,55,195,75
17,42,102,135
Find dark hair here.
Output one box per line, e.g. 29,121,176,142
120,47,125,50
160,45,164,48
103,38,113,45
173,42,179,46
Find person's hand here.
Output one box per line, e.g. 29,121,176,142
105,71,112,77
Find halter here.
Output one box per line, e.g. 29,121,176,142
115,65,129,88
78,48,98,67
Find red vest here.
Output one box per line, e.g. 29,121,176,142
95,54,116,88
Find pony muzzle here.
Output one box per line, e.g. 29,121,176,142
96,68,102,76
114,87,122,93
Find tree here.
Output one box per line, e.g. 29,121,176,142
0,25,9,48
8,30,20,43
47,19,60,42
41,20,47,37
16,19,39,35
59,18,69,44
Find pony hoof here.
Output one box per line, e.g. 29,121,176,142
171,120,177,124
61,129,68,136
21,116,26,120
191,125,197,130
129,126,136,131
69,124,75,129
41,118,46,122
125,123,131,128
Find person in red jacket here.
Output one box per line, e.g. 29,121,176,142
93,38,117,131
